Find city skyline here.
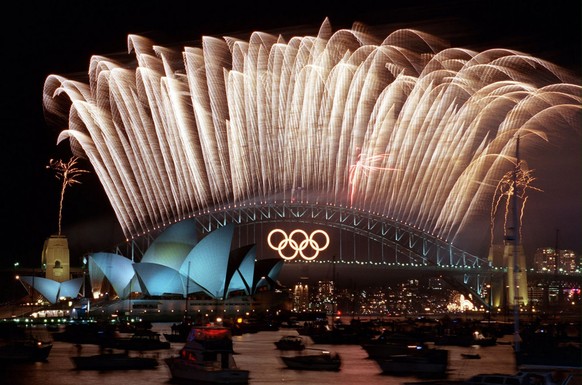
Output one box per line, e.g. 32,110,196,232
3,1,581,270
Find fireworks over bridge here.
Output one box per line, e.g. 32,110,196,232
43,18,581,289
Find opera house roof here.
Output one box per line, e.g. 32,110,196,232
19,221,283,304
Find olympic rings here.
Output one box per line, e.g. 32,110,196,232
267,229,330,261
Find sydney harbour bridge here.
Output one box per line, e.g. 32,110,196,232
113,201,573,311
43,20,581,311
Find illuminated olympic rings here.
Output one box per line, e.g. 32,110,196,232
267,229,330,261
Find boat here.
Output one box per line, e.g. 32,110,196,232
163,319,194,343
230,316,280,336
461,353,481,359
105,329,171,351
302,318,380,345
71,350,158,370
374,348,449,378
274,335,306,351
434,331,496,347
361,331,429,359
51,321,118,345
164,325,249,384
280,350,341,371
515,322,582,370
0,323,53,362
463,370,577,385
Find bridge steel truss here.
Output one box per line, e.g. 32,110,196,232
193,203,488,266
121,203,501,307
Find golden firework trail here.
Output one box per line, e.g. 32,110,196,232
43,19,582,247
47,156,90,235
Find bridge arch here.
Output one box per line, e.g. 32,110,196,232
119,202,500,307
188,203,489,267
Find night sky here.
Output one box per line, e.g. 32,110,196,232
2,0,580,270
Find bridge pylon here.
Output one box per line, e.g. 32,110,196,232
488,243,529,308
503,241,529,306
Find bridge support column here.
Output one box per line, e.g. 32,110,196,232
503,242,529,306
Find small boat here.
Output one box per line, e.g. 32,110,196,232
461,353,481,359
515,324,582,369
163,320,193,343
361,332,429,359
305,321,378,345
464,371,570,385
105,330,171,351
71,350,158,370
434,331,496,347
274,335,305,351
0,323,53,362
404,381,465,385
51,321,117,345
280,350,341,371
165,326,249,384
374,349,448,378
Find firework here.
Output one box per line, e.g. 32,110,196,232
43,19,581,246
47,156,90,235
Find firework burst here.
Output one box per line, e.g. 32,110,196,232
43,18,581,248
47,156,90,235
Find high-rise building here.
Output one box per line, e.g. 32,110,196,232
533,248,578,273
292,283,310,312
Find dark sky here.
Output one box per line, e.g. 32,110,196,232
2,0,580,269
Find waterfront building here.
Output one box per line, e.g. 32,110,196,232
292,283,310,312
16,221,285,320
533,247,578,273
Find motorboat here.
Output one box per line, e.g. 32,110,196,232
51,321,117,345
163,319,194,343
515,323,582,370
164,326,249,384
71,350,158,370
105,330,171,351
274,335,306,351
280,350,341,371
463,370,576,385
0,323,53,362
434,331,496,347
361,332,429,359
304,320,379,345
374,348,448,377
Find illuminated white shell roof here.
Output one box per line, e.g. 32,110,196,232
88,222,282,299
89,252,139,299
140,218,198,270
18,276,83,304
22,221,282,303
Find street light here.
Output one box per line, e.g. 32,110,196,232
487,283,492,322
13,262,20,318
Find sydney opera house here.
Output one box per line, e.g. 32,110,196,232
18,221,285,320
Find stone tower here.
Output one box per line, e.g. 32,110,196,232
503,241,529,306
42,235,70,282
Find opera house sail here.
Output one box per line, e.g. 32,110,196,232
19,221,284,317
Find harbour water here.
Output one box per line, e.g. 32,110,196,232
3,322,519,385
